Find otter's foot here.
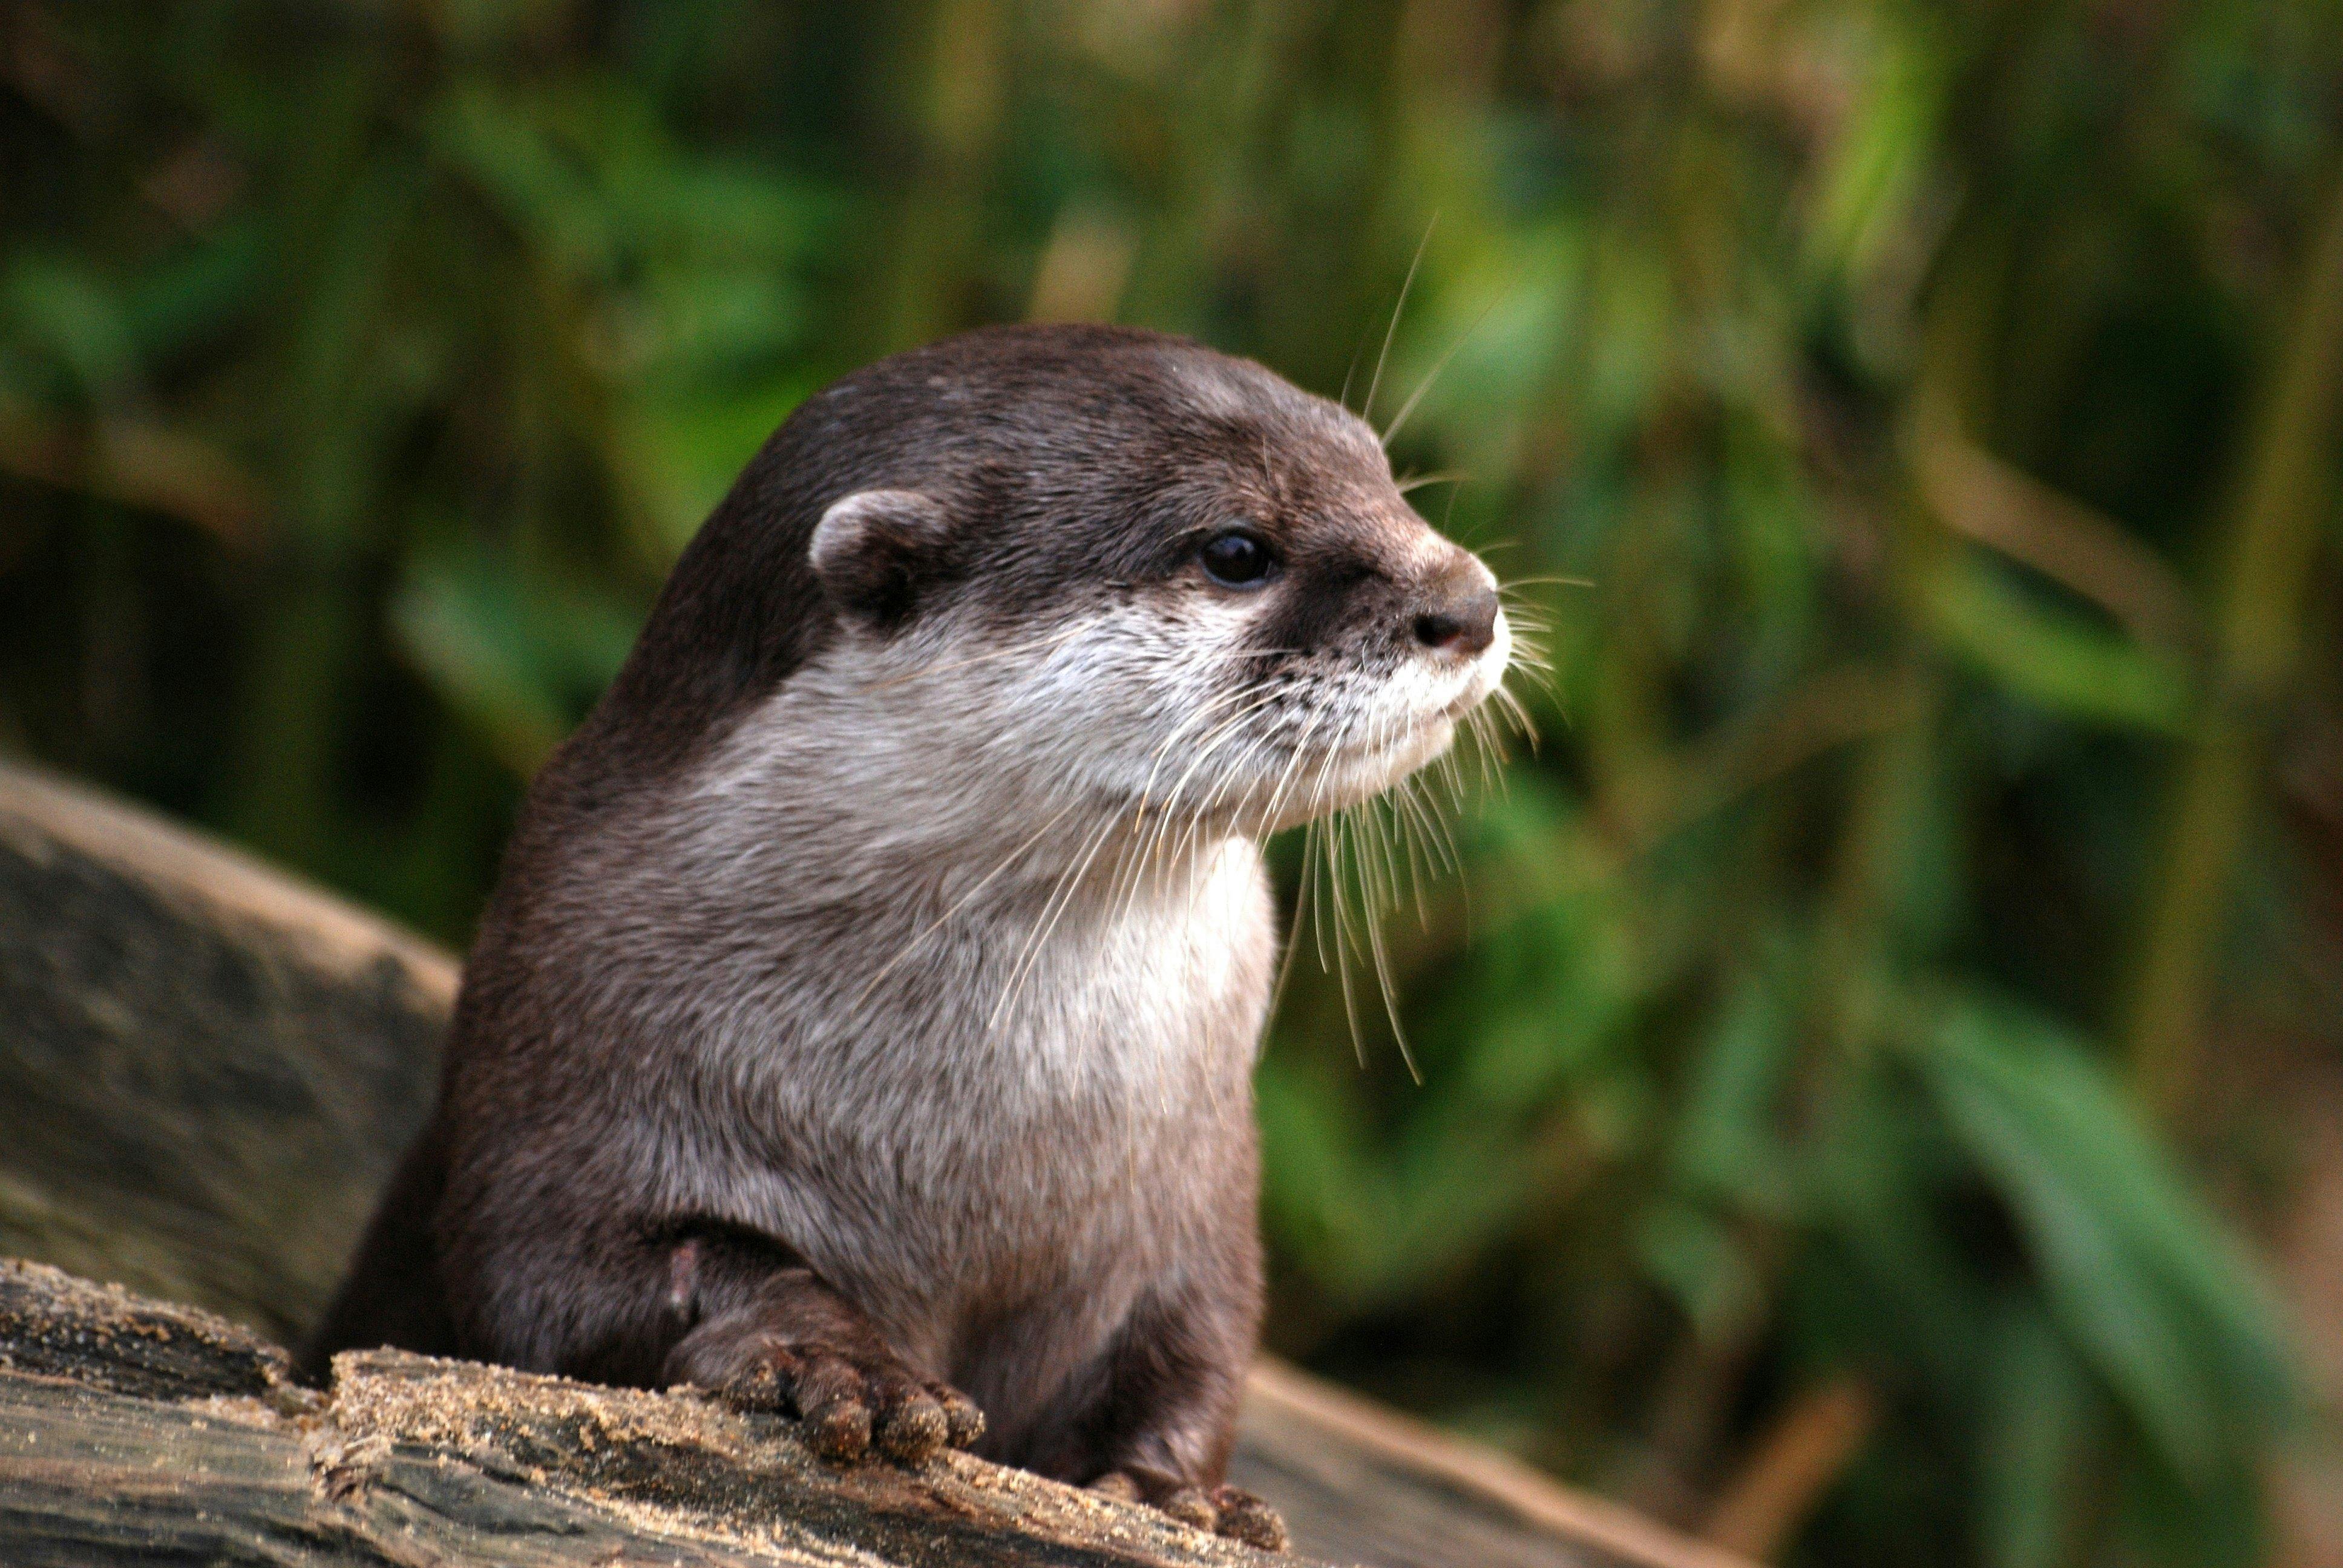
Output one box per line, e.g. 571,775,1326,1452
712,1342,985,1465
663,1260,985,1467
1091,1471,1289,1552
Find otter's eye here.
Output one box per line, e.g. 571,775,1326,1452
1198,530,1277,589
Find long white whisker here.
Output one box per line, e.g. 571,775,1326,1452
855,792,1088,1007
988,811,1124,1034
1259,706,1330,838
1382,291,1501,451
1364,215,1435,425
1327,815,1366,1066
1268,823,1318,1020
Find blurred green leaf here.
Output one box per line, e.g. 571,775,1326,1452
1915,993,2295,1479
390,541,641,774
1,254,135,399
1925,554,2191,734
426,86,618,279
1668,944,1797,1213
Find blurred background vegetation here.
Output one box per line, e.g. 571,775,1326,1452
5,2,2343,1564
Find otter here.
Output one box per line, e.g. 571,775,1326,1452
309,323,1509,1550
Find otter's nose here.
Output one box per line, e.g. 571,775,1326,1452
1411,564,1500,656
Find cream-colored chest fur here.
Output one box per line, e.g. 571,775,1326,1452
711,835,1275,1354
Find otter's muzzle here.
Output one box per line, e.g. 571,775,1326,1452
1409,557,1501,658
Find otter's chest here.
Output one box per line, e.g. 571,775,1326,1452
731,840,1276,1334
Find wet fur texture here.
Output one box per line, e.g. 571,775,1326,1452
310,325,1506,1543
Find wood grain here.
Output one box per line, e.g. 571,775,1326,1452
0,1258,1294,1567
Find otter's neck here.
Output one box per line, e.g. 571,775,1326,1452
662,642,1244,912
582,658,1273,1094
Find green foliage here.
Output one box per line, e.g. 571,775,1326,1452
5,4,2341,1563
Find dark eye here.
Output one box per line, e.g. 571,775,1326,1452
1198,529,1277,589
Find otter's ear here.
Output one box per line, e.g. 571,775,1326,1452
809,488,952,632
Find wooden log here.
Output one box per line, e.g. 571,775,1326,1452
0,760,1752,1568
0,1257,1296,1566
0,764,447,1344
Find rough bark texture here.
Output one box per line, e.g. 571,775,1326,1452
0,765,448,1345
0,1258,1297,1566
0,760,1750,1568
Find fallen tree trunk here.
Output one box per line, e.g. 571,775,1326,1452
0,760,1750,1568
1,1257,1302,1566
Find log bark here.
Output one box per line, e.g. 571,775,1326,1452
0,1257,1297,1566
0,760,1752,1568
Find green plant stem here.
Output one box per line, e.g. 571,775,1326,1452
2126,172,2343,1117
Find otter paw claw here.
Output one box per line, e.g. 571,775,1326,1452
933,1382,987,1449
1156,1486,1221,1532
1210,1484,1291,1552
715,1346,983,1466
1089,1471,1289,1552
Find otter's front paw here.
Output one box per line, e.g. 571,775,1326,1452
717,1344,985,1465
1091,1471,1290,1552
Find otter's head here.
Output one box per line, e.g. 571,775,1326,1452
637,325,1510,849
787,325,1510,841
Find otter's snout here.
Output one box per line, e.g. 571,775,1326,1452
1409,556,1501,657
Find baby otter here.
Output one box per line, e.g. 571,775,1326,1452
310,323,1510,1549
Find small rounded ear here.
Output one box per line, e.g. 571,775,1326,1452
809,489,952,632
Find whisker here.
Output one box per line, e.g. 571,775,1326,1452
1503,622,1556,655
1397,771,1458,877
1139,681,1294,913
1362,714,1408,915
1268,822,1319,1020
1441,744,1468,811
1129,685,1250,823
1382,290,1501,450
1328,815,1366,1067
1359,847,1419,1083
1310,707,1424,1084
1155,687,1286,829
988,811,1124,1033
1305,757,1345,975
854,792,1087,1008
1498,574,1598,590
1173,711,1284,864
1259,707,1330,837
1338,316,1372,414
1506,645,1561,692
1172,725,1280,874
1396,789,1435,929
1113,693,1261,920
1393,774,1452,889
1467,704,1504,795
1492,682,1539,748
1364,214,1435,426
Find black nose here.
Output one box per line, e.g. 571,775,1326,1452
1412,576,1499,656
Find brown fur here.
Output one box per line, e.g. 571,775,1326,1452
309,325,1504,1550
